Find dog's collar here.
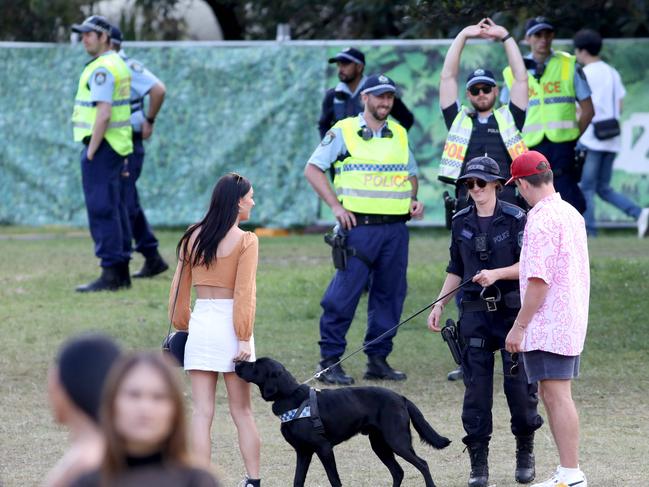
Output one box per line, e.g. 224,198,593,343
278,404,311,423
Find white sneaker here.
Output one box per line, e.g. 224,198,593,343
637,208,649,238
531,466,587,487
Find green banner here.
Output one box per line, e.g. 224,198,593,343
1,40,648,227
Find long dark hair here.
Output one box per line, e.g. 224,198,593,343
177,173,251,267
99,353,191,477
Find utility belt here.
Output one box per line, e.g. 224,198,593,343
461,287,520,313
352,212,410,225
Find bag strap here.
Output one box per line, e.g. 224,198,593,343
609,64,617,117
166,259,185,340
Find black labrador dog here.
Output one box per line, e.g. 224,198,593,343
235,357,450,487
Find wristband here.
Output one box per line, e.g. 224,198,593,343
145,115,156,124
501,33,512,43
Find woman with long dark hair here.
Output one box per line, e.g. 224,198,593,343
169,173,261,486
70,352,219,486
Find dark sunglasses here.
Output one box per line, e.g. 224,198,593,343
468,85,493,96
510,353,520,376
464,178,488,190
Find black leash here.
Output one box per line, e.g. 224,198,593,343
303,276,473,384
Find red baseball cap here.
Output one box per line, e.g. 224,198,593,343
506,150,552,185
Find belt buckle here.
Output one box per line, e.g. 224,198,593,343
485,297,497,312
362,215,371,225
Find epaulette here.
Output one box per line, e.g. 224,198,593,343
452,206,471,220
501,201,525,220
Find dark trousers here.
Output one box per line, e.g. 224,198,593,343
459,308,543,445
532,138,586,214
319,222,409,359
121,136,159,258
80,140,131,267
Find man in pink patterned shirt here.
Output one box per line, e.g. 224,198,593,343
505,150,590,487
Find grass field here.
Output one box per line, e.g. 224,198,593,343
0,227,648,486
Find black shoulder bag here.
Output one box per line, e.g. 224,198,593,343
592,66,621,140
162,262,188,367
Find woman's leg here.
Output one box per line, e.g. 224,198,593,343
224,371,261,478
188,370,219,467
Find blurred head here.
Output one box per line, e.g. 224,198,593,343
328,47,365,84
178,173,253,267
71,16,112,56
48,334,121,424
525,17,555,58
109,25,123,51
574,29,603,62
465,69,498,112
100,353,189,473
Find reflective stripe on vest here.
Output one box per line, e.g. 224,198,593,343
503,51,579,147
72,51,133,156
438,106,527,183
333,117,412,215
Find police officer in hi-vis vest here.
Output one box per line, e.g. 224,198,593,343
109,25,169,279
501,17,594,214
305,74,424,385
438,17,529,382
71,16,133,292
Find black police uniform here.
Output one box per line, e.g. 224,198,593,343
448,200,543,447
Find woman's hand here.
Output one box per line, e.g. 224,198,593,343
234,340,252,362
427,303,444,332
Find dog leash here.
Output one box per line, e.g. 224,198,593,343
303,276,474,384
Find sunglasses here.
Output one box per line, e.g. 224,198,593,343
464,178,488,190
468,85,493,96
495,349,520,377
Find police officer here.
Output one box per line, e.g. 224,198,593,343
71,16,133,292
305,74,424,385
109,26,169,278
438,17,529,381
318,47,414,138
501,17,594,214
427,157,543,487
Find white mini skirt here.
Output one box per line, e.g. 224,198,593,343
184,298,255,373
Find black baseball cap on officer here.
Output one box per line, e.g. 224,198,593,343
525,17,555,37
466,68,497,89
328,47,365,65
457,156,505,183
110,25,123,45
361,74,396,96
71,15,112,35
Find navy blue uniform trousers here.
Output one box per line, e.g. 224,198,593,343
121,136,159,258
81,140,131,267
319,222,408,359
459,306,543,445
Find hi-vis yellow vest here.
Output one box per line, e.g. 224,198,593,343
72,51,133,156
503,51,579,147
438,106,527,184
333,117,412,215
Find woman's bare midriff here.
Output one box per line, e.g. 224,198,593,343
195,285,234,299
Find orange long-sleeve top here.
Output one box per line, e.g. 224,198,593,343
168,231,258,341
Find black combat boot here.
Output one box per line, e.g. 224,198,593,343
76,266,125,293
467,442,489,487
133,251,169,278
364,355,407,381
515,433,535,483
316,357,354,385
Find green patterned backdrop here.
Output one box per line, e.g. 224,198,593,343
1,40,648,227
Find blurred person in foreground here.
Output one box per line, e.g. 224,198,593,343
505,151,590,487
573,28,649,238
45,334,121,487
70,352,220,487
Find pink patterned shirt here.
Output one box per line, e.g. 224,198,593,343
519,192,590,355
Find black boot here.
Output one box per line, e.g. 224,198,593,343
364,355,407,381
316,357,354,385
76,266,125,293
117,261,132,289
467,442,489,487
133,251,169,278
515,433,535,483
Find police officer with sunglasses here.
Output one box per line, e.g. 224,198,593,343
427,156,543,487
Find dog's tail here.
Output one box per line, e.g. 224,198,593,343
406,399,451,449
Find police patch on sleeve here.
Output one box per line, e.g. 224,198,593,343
130,61,144,73
321,130,335,146
94,71,107,85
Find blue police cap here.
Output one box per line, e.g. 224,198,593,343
466,69,497,89
110,25,123,45
361,74,397,96
457,156,505,183
525,17,555,37
71,15,112,35
328,47,365,65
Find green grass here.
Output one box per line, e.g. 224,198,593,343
1,228,648,486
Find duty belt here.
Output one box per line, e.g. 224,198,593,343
461,299,498,313
353,213,410,225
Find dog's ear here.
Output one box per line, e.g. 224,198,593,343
276,366,301,396
260,370,280,400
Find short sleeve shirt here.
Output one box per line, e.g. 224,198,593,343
306,114,418,176
124,55,161,131
519,192,590,355
88,66,115,103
